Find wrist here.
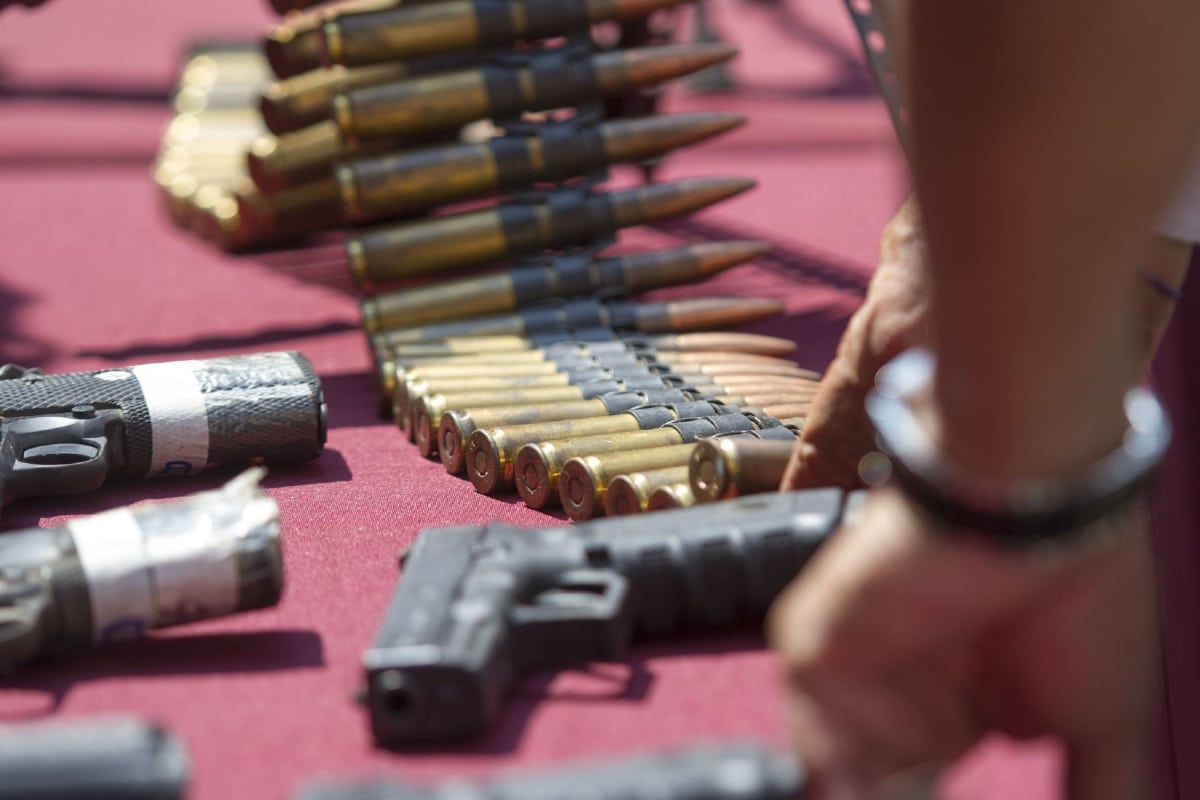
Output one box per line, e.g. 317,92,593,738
866,348,1170,548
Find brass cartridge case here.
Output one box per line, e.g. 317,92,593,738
646,482,696,511
689,438,799,503
605,466,692,517
553,444,697,518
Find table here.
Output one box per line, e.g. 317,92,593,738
0,1,1063,797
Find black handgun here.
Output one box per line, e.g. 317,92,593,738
363,488,863,747
297,741,803,800
0,351,325,516
0,716,188,800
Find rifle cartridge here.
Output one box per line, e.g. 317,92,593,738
371,295,781,344
260,54,476,134
411,372,812,443
410,372,686,449
375,336,807,405
332,43,737,143
265,0,398,77
233,175,343,247
339,112,745,234
466,400,738,493
400,364,810,414
391,346,809,382
443,386,804,477
361,240,769,331
555,415,805,518
442,387,729,477
393,354,649,428
552,443,699,516
379,330,798,359
516,410,781,509
605,465,691,516
348,177,756,286
374,329,624,406
646,481,696,512
246,120,408,193
318,0,694,68
401,358,805,398
408,365,663,455
690,437,799,503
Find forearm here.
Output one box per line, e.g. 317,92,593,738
908,0,1200,476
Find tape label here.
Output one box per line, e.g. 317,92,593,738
131,361,211,476
71,507,155,643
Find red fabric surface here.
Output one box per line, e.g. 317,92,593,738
0,1,1063,798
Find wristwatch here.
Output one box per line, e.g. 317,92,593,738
864,348,1171,548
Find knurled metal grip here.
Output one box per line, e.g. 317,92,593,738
0,351,325,481
482,40,600,117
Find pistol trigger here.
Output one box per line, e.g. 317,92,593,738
510,570,635,664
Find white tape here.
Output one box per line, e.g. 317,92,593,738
70,507,155,643
71,486,248,642
131,361,211,477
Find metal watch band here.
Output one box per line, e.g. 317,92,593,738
865,348,1171,546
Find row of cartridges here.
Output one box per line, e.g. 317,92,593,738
153,0,818,516
0,0,846,796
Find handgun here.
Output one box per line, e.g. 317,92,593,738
0,468,284,670
0,351,325,517
363,488,864,747
0,716,187,800
296,741,803,800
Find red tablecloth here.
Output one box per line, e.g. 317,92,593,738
0,1,1064,798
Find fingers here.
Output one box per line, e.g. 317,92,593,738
779,352,877,490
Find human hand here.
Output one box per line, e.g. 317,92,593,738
767,488,1155,800
781,197,930,490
